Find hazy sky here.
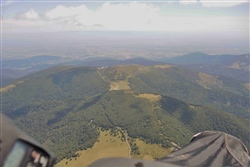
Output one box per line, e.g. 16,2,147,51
1,0,249,58
2,0,249,32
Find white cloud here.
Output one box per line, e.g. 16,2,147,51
44,2,163,31
2,2,248,33
179,0,198,5
45,5,92,20
24,9,39,20
91,2,161,31
200,0,249,7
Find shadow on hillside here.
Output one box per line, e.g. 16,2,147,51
160,96,194,124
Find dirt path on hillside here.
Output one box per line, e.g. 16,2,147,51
102,111,131,158
118,127,131,159
97,70,108,82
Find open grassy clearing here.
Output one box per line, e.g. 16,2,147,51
244,83,250,90
154,65,172,69
229,62,249,70
55,130,129,167
55,129,172,167
110,80,131,91
132,139,173,160
135,94,162,102
0,80,24,93
0,84,16,93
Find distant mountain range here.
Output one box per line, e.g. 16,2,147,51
162,52,246,65
2,55,64,86
162,52,249,82
2,64,249,162
1,52,248,87
1,56,161,87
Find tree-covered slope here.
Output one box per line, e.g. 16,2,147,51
4,91,249,161
3,66,109,111
162,52,249,82
1,65,249,162
128,66,249,117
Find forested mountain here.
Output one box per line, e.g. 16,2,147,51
164,52,248,66
1,64,249,162
1,56,160,87
2,53,248,87
1,56,68,87
162,52,249,82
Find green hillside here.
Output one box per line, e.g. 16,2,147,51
129,66,249,117
3,66,110,112
1,65,249,162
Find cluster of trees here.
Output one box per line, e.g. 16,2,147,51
129,139,140,155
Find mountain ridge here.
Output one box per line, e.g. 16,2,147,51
161,52,249,82
2,52,249,87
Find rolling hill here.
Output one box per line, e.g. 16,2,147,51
0,56,161,87
2,52,248,87
1,64,249,164
162,52,249,82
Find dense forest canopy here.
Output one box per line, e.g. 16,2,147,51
2,65,249,162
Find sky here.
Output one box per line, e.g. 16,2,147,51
1,0,249,58
2,0,249,32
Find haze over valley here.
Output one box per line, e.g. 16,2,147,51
1,1,249,166
3,31,248,60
